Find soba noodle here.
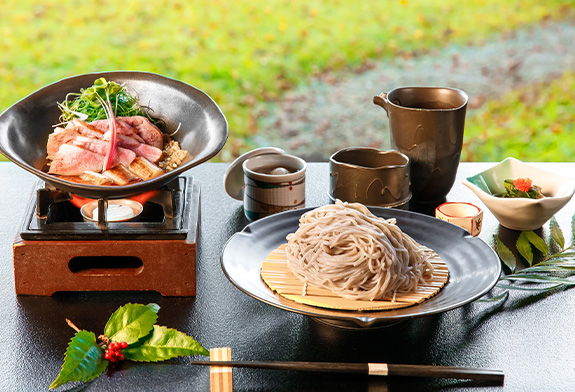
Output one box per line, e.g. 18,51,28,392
285,200,434,301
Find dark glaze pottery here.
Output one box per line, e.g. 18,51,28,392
374,87,468,203
0,71,228,199
329,147,410,207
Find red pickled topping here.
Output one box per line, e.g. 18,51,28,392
513,177,533,192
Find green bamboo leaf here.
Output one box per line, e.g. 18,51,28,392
540,258,575,265
524,231,549,258
50,330,108,389
104,303,160,345
548,252,575,260
516,232,534,265
123,325,209,362
496,282,563,291
494,234,516,272
572,212,575,243
550,217,565,250
503,274,575,285
478,290,509,303
522,265,575,272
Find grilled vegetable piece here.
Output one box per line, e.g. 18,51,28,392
129,157,164,180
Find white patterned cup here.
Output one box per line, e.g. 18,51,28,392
435,202,483,236
242,154,306,220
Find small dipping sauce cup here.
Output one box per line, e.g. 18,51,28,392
329,147,411,208
242,153,306,220
435,202,483,236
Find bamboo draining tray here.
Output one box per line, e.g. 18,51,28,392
261,244,449,311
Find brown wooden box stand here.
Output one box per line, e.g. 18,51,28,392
13,185,200,297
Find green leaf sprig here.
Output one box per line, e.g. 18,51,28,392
57,77,152,125
490,214,575,301
50,303,209,390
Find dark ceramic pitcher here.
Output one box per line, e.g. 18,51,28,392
374,87,468,204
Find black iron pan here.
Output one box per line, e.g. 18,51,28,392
0,71,228,199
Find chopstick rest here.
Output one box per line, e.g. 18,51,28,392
191,360,504,383
209,348,233,392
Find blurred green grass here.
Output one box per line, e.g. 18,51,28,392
463,71,575,162
1,0,574,162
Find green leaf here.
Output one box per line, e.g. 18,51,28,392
524,231,549,258
478,290,509,303
494,234,516,272
572,212,575,243
550,217,565,250
123,325,209,362
104,303,160,345
517,232,534,265
496,282,563,292
548,252,575,260
540,259,575,271
503,274,575,285
522,265,575,272
50,330,108,389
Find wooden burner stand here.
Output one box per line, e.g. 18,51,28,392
13,179,200,296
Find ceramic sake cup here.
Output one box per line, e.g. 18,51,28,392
435,202,483,237
242,153,306,220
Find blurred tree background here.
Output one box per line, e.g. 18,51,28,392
1,0,573,162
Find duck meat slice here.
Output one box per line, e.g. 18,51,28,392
90,118,146,144
105,132,163,163
66,119,105,139
48,144,106,176
126,142,163,164
47,127,79,160
118,116,164,149
73,136,136,167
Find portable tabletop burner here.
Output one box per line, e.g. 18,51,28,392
13,176,200,296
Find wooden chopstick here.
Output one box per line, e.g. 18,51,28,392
190,360,504,382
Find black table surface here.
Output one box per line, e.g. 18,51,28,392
1,161,575,391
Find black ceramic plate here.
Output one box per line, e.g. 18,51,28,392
0,71,228,199
221,207,501,328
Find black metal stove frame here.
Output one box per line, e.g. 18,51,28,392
19,176,198,241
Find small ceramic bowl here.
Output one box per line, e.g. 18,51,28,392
462,158,575,231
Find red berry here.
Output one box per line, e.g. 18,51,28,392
114,350,121,357
118,354,125,361
104,352,112,360
121,341,128,349
110,357,117,363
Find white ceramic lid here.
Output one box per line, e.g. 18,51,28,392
224,147,285,200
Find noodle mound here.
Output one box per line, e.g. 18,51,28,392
285,201,434,301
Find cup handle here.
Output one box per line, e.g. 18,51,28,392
373,93,390,116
